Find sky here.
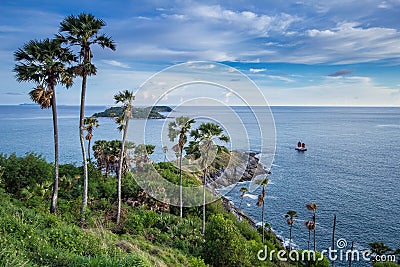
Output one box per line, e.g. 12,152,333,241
1,0,400,106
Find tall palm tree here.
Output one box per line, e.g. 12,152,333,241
285,210,298,251
190,122,229,234
256,177,269,244
114,90,134,224
306,202,318,251
304,220,315,250
58,13,116,217
14,38,75,214
168,116,195,218
239,187,248,209
84,117,99,162
162,146,168,162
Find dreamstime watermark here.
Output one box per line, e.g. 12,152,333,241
127,61,276,207
257,238,397,263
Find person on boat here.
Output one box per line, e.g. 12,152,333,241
301,142,305,149
297,141,301,148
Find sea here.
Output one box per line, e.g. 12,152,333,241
0,105,399,266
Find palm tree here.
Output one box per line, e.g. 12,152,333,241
304,220,315,250
93,139,110,176
256,177,269,244
14,38,75,214
368,242,392,256
285,210,298,251
239,187,248,209
190,122,229,234
168,116,195,218
114,90,134,224
58,13,116,217
84,117,99,162
162,146,168,162
93,139,133,177
134,144,155,171
306,202,318,251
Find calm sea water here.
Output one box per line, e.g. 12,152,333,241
0,105,399,266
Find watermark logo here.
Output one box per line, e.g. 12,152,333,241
126,61,276,207
257,238,397,263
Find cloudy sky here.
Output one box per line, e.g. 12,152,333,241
1,0,400,106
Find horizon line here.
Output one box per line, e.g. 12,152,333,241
1,104,399,108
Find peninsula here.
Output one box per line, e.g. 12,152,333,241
93,106,172,119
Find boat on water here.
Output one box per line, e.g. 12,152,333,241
295,141,307,151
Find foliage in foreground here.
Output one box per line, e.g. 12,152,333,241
0,153,336,267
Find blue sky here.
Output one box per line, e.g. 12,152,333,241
1,0,400,106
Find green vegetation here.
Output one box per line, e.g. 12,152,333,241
0,153,294,267
93,106,171,119
0,152,340,267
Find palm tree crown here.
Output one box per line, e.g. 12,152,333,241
114,90,135,131
168,116,196,152
14,38,75,104
84,117,99,161
239,187,248,209
58,13,116,70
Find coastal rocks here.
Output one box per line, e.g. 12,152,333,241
207,151,268,190
239,152,268,182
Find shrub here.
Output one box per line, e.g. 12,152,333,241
204,214,252,266
0,153,53,197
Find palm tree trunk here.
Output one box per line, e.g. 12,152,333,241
116,120,129,224
50,90,59,214
349,241,354,267
313,212,317,251
239,197,243,209
88,138,91,162
308,230,311,250
179,149,183,218
262,191,265,244
332,214,337,267
80,73,88,223
202,168,207,234
289,224,292,251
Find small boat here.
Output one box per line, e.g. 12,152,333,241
295,141,307,151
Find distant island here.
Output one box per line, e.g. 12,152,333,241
19,103,38,106
93,106,172,119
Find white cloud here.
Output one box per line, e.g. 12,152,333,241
108,2,400,65
187,4,299,36
266,75,295,83
249,68,267,73
188,63,216,69
102,60,130,69
264,75,400,106
298,22,400,64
